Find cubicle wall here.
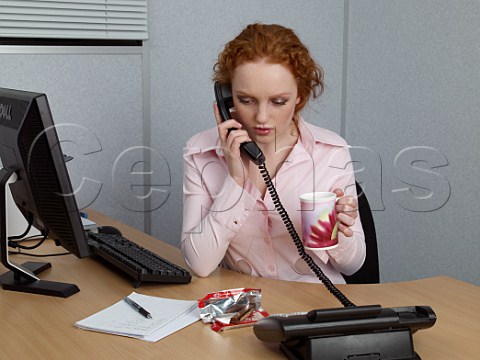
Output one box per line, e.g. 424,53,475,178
1,0,478,285
0,49,146,232
345,0,480,284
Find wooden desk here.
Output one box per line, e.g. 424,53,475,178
1,209,479,359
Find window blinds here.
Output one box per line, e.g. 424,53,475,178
0,0,148,40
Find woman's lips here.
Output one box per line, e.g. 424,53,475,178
254,127,273,136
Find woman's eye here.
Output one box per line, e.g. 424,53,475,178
238,97,254,105
237,97,287,106
273,99,287,106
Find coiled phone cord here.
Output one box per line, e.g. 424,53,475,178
258,162,356,308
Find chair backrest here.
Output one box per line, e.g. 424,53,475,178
343,182,380,284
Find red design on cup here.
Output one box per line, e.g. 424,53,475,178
305,212,338,249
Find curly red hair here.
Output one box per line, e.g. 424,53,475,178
213,23,324,117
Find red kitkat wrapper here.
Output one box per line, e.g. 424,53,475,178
198,288,269,332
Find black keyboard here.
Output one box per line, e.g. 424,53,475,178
87,232,191,287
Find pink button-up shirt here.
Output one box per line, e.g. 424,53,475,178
181,118,365,284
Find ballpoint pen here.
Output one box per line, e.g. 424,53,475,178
123,296,153,319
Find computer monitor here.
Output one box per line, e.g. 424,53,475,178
0,87,89,297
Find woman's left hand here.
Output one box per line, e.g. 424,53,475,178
333,188,358,237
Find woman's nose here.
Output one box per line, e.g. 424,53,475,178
255,103,269,123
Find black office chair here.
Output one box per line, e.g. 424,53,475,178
343,182,380,284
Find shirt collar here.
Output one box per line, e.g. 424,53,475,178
283,118,349,165
183,127,223,158
297,117,348,151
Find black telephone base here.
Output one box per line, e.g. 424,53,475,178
254,305,436,360
280,328,421,360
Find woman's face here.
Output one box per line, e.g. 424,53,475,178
231,61,300,148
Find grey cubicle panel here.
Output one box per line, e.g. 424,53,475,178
345,1,480,285
0,51,146,233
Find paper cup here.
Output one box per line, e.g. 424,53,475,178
300,192,339,250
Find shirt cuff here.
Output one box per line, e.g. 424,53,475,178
326,234,351,263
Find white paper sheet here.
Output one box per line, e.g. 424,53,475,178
75,292,200,342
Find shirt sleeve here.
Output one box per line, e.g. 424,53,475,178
180,152,257,277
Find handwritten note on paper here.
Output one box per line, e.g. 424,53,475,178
75,292,200,342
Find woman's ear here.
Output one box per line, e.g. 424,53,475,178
294,96,302,118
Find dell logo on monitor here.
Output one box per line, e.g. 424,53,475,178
0,103,12,121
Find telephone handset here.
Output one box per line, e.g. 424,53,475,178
214,82,265,165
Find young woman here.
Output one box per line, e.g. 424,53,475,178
181,23,365,283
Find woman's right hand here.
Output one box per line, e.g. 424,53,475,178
213,102,251,187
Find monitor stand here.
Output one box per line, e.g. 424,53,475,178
0,168,79,297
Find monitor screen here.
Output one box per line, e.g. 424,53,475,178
0,87,89,297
